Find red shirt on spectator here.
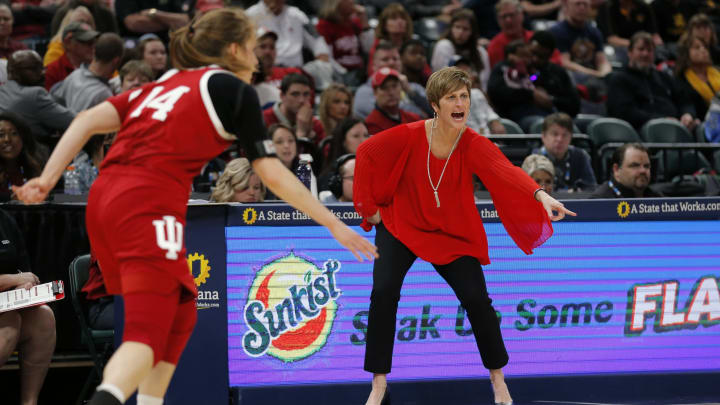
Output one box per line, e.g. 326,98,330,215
366,107,420,135
81,253,109,301
487,30,562,67
44,53,75,90
0,39,27,60
316,17,364,71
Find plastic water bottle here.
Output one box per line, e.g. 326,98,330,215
296,154,313,191
64,165,81,195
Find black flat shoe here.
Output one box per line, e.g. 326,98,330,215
494,401,512,405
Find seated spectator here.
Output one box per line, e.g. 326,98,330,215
0,4,28,60
354,40,432,119
400,39,431,87
451,56,505,134
488,40,551,129
319,116,368,188
550,0,612,82
369,3,418,77
246,0,330,68
210,158,266,203
45,21,99,90
113,60,153,94
316,0,369,83
81,253,112,330
531,112,596,191
0,51,75,144
318,83,353,137
596,0,662,50
252,27,305,106
591,142,662,198
51,32,124,113
63,134,108,194
686,13,720,65
133,34,168,79
366,67,421,135
50,0,118,37
431,8,491,90
270,123,299,170
676,34,720,119
652,0,690,44
520,0,561,20
607,31,699,131
0,208,56,405
44,5,96,66
115,0,190,40
265,123,318,199
0,112,47,201
319,154,355,203
528,30,581,117
522,153,555,194
263,73,325,142
488,0,562,68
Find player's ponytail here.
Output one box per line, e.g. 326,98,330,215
170,8,255,74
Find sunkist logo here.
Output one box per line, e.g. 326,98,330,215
242,253,341,362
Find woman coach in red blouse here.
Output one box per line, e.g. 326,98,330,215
354,67,575,405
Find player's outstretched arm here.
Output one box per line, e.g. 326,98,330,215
13,102,121,204
252,157,379,262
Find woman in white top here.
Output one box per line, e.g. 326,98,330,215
431,8,491,90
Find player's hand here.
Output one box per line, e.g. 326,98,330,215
329,222,378,262
536,190,576,221
13,177,53,204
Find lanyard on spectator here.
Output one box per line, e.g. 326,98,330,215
608,179,622,197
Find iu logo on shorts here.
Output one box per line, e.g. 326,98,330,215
152,215,183,260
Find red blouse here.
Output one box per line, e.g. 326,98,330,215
354,120,552,265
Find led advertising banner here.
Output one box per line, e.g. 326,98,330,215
226,200,720,387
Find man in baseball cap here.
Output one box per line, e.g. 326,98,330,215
45,21,99,90
366,67,420,135
62,21,100,43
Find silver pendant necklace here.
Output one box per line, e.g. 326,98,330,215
426,121,463,208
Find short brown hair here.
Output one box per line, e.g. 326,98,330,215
542,112,573,134
425,67,472,109
119,60,153,82
629,31,654,51
170,8,255,74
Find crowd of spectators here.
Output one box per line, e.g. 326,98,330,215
0,0,716,206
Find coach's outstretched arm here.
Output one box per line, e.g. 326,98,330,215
252,157,378,262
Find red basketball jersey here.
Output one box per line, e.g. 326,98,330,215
103,67,236,193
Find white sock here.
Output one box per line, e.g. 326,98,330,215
137,394,164,405
96,383,126,404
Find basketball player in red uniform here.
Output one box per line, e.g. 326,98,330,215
14,9,378,405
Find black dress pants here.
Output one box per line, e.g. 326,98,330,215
364,223,509,374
